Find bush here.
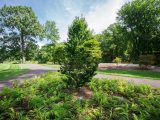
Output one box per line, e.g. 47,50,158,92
139,55,156,69
113,57,122,65
53,44,66,64
60,17,101,88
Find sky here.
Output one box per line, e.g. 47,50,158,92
0,0,131,45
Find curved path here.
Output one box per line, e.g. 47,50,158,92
0,64,160,91
0,64,58,90
94,74,160,88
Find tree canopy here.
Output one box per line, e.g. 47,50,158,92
97,23,128,62
0,5,42,63
117,0,160,61
43,20,59,44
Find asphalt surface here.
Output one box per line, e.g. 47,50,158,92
0,64,160,91
0,64,58,90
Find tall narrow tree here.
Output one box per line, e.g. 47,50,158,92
61,17,101,88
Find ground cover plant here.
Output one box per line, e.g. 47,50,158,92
0,64,28,81
98,69,160,80
0,72,160,120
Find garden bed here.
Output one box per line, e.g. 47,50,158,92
0,72,160,119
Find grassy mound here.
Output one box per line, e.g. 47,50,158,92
0,72,160,120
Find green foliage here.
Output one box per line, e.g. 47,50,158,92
89,79,160,120
0,5,42,35
97,23,128,62
25,41,39,61
37,44,54,63
0,32,21,61
118,0,160,61
0,32,39,62
139,55,156,67
0,72,160,119
36,43,66,64
97,0,160,63
43,20,60,44
0,5,42,63
113,57,122,65
53,44,66,64
60,17,101,88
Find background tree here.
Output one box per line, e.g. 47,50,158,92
53,44,66,64
43,20,59,44
117,0,160,61
0,5,42,63
0,32,21,61
0,32,39,62
96,23,128,62
25,41,39,61
36,44,54,63
60,17,101,88
36,20,60,64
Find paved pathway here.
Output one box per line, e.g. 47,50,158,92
0,64,160,91
94,74,160,88
0,64,58,90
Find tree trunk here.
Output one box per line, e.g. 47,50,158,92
20,33,25,63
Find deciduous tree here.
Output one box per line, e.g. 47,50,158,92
118,0,160,61
43,20,59,44
97,23,128,62
0,5,42,63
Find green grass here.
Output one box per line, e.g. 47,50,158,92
98,69,160,80
40,64,60,68
0,72,160,119
0,64,29,81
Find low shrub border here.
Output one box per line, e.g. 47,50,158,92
0,72,160,119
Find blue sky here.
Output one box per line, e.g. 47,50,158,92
1,0,131,45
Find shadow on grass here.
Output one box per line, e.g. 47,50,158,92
0,69,57,82
0,69,29,81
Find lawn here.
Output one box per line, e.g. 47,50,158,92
0,72,159,119
40,64,61,68
0,64,29,81
98,69,160,80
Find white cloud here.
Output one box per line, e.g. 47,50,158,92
41,0,131,42
59,29,68,42
85,0,126,34
37,41,45,48
65,7,72,11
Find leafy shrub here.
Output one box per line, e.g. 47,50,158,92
53,44,66,64
0,72,160,120
89,79,160,120
29,95,44,108
37,44,54,64
112,57,122,65
60,17,101,88
139,55,156,69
